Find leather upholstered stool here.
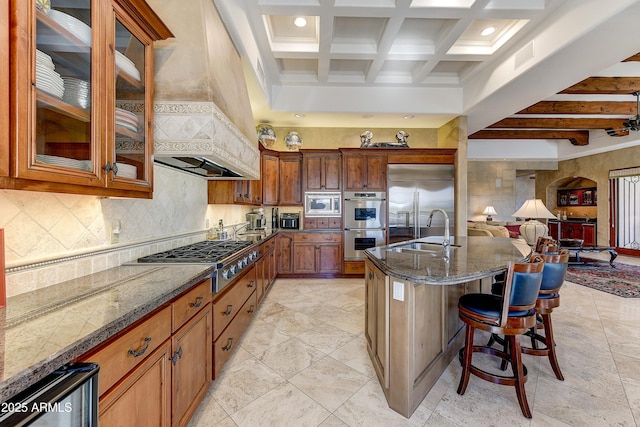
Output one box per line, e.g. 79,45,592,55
457,256,545,418
521,249,569,380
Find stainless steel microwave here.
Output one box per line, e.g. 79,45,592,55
304,192,341,217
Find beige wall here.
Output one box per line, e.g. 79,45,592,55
266,127,439,151
467,161,557,223
536,145,640,245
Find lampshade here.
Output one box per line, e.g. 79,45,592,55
512,199,555,219
512,199,555,245
482,206,497,221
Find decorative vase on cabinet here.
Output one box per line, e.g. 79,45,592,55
6,0,172,198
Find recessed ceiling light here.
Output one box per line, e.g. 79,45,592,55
481,26,496,36
295,113,305,118
363,114,373,119
293,17,307,28
403,114,414,119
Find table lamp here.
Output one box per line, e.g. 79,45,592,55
482,206,497,222
512,199,556,245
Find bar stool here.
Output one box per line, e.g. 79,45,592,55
521,249,569,380
457,256,545,418
488,247,569,380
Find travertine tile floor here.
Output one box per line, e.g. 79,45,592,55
189,253,640,426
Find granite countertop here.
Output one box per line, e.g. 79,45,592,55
0,264,213,403
365,236,532,285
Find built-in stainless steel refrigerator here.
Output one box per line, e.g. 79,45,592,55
387,164,455,244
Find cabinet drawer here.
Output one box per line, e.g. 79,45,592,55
259,238,276,256
82,305,172,397
294,232,342,243
173,279,212,332
212,266,256,340
213,291,257,378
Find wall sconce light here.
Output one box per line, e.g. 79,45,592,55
482,206,497,222
256,124,276,148
284,131,303,150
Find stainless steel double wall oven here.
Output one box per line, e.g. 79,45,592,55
343,191,386,260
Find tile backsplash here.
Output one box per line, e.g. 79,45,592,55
1,164,210,296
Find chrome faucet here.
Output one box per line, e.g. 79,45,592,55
232,222,250,239
427,209,450,249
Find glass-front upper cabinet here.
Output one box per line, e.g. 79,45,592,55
106,5,153,191
26,0,101,186
7,0,172,198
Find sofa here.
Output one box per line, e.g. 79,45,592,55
467,221,515,238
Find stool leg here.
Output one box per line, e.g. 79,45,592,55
509,335,532,418
541,313,564,381
457,324,475,395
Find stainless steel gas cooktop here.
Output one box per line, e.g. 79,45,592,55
137,240,252,264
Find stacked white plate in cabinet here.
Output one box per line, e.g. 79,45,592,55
36,154,92,171
35,49,64,99
62,77,91,109
116,163,138,179
115,107,139,133
115,51,141,82
47,9,92,46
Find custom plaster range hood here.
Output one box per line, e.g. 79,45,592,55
148,0,260,180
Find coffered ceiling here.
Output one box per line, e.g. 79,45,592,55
213,0,640,157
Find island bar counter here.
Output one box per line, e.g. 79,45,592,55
364,236,532,418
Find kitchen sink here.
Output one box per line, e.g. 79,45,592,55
387,241,460,255
237,232,266,237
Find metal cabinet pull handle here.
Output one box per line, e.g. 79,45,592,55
189,296,204,308
247,281,254,288
128,337,151,357
169,347,183,366
369,272,373,279
222,338,233,351
248,305,255,314
223,305,233,316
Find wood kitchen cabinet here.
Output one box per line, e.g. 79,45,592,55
304,217,342,230
212,266,257,378
292,232,342,274
342,151,387,191
171,304,212,427
207,179,261,205
302,150,342,191
4,0,172,198
365,260,388,389
256,237,277,303
277,233,294,274
583,223,596,246
279,152,302,205
80,278,212,427
261,151,280,205
561,222,584,241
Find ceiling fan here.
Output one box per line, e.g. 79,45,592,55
603,91,640,136
622,91,640,131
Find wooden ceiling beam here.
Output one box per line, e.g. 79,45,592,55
516,101,636,115
488,117,627,129
469,130,590,146
560,77,640,94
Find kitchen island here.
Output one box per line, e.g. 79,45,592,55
364,236,531,418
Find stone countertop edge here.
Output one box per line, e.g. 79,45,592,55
0,265,214,403
364,236,531,286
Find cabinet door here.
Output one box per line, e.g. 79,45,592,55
343,154,366,190
318,243,342,273
277,233,293,274
106,4,154,193
256,255,265,304
323,153,342,191
364,261,388,386
279,153,302,205
268,247,277,287
13,0,105,188
171,305,212,427
99,340,171,427
583,224,596,246
548,222,559,241
293,243,317,273
262,152,279,205
364,154,387,191
207,181,235,204
303,154,323,191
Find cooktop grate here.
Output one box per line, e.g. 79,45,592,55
137,240,252,263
